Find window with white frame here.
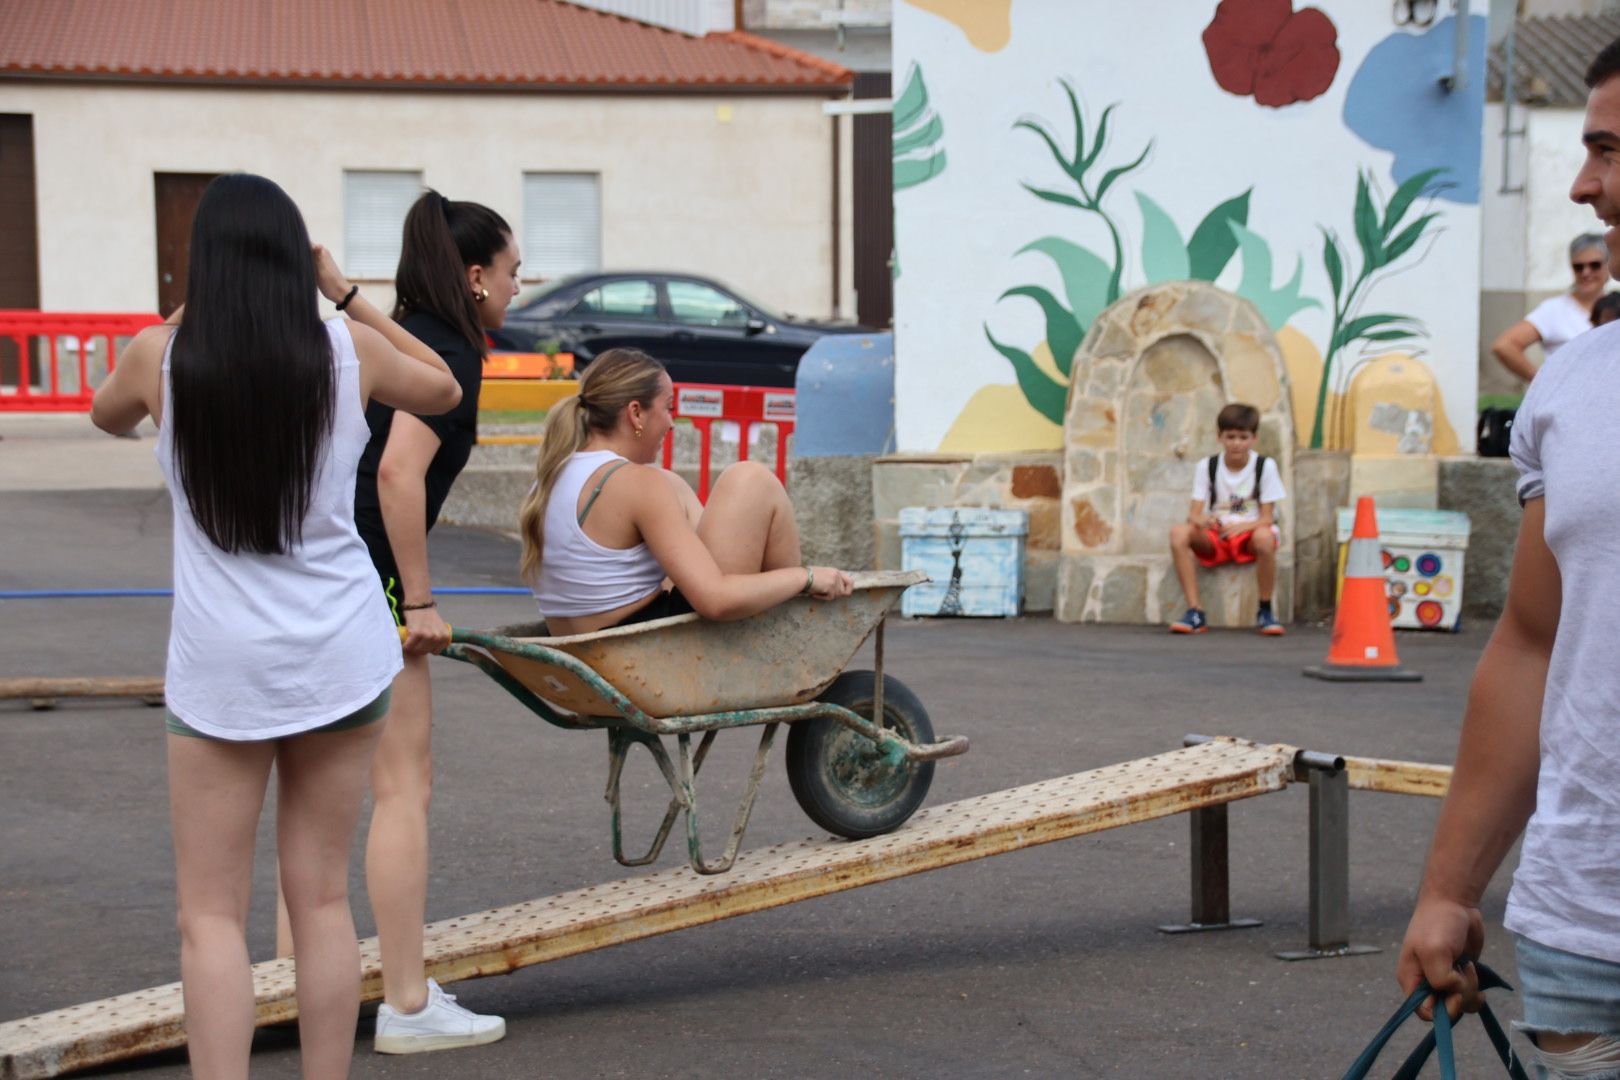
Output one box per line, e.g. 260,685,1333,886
522,173,601,280
343,171,422,278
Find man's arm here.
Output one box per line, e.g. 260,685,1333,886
377,412,451,654
1397,497,1557,1017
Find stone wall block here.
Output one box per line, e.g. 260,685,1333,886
1025,548,1058,612
1055,557,1095,621
1065,447,1101,484
1067,492,1115,550
788,456,875,569
872,518,902,572
1024,498,1061,551
1122,490,1188,554
1222,332,1284,411
1172,287,1237,333
1128,287,1179,338
1438,456,1521,620
1011,463,1062,500
1141,334,1219,393
1098,563,1149,622
1066,399,1117,448
871,459,970,517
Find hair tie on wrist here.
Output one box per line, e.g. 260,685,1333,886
801,566,815,596
401,599,435,611
336,285,359,311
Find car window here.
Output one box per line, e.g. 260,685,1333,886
667,280,751,328
569,280,657,319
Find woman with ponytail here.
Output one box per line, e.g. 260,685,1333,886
341,189,516,1054
519,348,853,638
90,173,461,1079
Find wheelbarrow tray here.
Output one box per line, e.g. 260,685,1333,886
481,570,927,720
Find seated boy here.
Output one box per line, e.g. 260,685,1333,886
1167,403,1287,635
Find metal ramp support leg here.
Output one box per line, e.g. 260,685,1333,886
1158,801,1262,934
1275,759,1380,961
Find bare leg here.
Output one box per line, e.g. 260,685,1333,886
1251,527,1278,602
277,718,387,1080
365,658,434,1014
1168,523,1215,609
696,461,801,573
167,733,278,1080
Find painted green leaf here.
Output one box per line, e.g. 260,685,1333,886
986,327,1067,425
1228,222,1320,330
1321,229,1344,304
1060,79,1086,173
1382,212,1440,265
1000,285,1083,378
1135,193,1189,284
895,153,947,191
1186,190,1251,281
1361,329,1422,342
893,112,944,156
1013,118,1071,177
1333,312,1423,353
1353,173,1381,271
892,65,930,132
1380,167,1447,237
1081,102,1117,174
1021,183,1085,209
1094,140,1152,201
1016,236,1113,331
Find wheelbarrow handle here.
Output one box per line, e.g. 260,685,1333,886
909,734,971,761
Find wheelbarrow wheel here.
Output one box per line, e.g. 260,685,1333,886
786,671,935,840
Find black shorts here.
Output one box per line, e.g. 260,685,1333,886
610,588,694,628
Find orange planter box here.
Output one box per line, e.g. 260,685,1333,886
484,352,576,379
479,379,580,413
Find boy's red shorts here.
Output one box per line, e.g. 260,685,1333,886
1194,526,1276,568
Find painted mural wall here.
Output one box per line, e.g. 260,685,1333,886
892,0,1487,454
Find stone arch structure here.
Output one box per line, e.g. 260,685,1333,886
1056,282,1296,625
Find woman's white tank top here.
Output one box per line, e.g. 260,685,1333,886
532,450,667,618
156,318,403,739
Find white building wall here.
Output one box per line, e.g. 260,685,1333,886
0,82,846,319
1526,107,1603,291
1479,102,1528,292
560,0,734,35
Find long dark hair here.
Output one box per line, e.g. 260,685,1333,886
170,173,333,556
392,190,511,357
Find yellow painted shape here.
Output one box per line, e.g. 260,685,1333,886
1342,354,1459,456
1030,339,1064,386
479,379,579,413
1276,326,1323,448
938,384,1064,452
903,0,1012,51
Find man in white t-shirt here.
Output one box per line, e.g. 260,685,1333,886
1491,232,1610,381
1167,402,1288,635
1399,38,1620,1078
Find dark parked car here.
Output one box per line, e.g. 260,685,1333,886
487,271,868,387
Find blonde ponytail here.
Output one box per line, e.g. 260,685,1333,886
517,348,666,584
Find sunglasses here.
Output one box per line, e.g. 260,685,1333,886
1574,260,1605,273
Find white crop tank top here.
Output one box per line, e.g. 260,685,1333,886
156,318,403,739
532,450,668,618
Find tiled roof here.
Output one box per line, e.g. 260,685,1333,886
1488,13,1620,108
0,0,851,91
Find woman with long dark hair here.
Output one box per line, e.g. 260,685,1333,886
518,348,853,637
325,190,517,1053
90,173,460,1079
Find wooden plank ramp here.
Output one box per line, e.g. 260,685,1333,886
0,737,1294,1080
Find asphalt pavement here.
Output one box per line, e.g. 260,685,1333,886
0,457,1525,1078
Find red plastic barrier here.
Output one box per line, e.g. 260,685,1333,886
0,311,164,411
661,383,796,502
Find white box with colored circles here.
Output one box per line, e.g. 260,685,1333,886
1335,507,1471,632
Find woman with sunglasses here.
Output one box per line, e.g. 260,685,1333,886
1492,233,1610,381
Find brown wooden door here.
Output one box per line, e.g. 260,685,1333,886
0,114,40,387
154,173,219,316
852,72,893,329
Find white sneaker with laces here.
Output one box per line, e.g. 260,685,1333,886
373,978,506,1054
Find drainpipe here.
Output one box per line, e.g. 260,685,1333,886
830,110,842,319
1439,0,1470,91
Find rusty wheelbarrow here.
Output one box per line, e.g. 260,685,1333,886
441,569,969,875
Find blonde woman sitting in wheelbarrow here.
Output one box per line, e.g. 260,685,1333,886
518,348,852,632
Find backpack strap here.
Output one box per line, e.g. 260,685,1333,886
1206,455,1219,510
1253,454,1267,504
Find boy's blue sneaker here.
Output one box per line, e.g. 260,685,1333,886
1169,608,1208,634
1256,608,1286,636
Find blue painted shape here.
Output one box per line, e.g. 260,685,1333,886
898,507,1026,617
793,332,896,457
1343,16,1488,205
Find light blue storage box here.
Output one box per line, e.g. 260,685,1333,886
899,507,1027,617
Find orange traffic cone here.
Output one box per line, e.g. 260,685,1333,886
1303,497,1422,683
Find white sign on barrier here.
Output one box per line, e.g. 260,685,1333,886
762,392,796,422
677,388,724,418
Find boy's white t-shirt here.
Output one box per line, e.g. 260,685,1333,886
1190,450,1287,528
1525,293,1596,360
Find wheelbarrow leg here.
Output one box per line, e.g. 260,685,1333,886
605,728,706,867
679,723,780,875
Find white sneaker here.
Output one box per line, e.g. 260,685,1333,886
373,978,506,1054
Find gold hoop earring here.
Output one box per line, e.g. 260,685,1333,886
634,426,644,438
473,287,489,302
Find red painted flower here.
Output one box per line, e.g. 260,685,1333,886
1203,0,1340,108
